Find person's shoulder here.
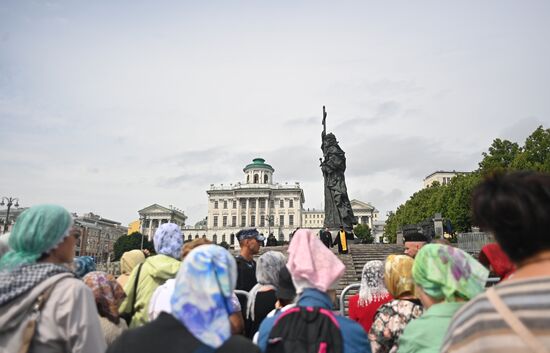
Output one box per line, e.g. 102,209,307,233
219,335,261,352
337,315,368,336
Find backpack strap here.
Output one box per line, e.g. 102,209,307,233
128,262,144,318
486,287,549,353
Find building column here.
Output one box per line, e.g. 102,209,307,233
256,197,260,229
245,198,250,227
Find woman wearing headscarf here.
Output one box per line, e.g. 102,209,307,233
368,255,423,353
107,245,260,353
245,251,286,338
256,229,370,353
117,249,146,288
0,204,106,353
148,238,245,335
83,271,128,345
478,242,515,281
348,260,393,333
73,255,97,278
397,244,488,353
119,223,182,327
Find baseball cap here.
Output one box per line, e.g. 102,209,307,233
236,228,265,242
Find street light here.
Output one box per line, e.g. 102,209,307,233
139,215,147,250
267,215,274,236
0,196,19,233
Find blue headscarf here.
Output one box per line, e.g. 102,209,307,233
170,245,237,348
153,223,183,259
0,205,73,270
73,256,96,278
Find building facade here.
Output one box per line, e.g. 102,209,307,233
138,204,188,240
301,200,379,233
74,212,127,262
204,158,304,247
423,170,470,187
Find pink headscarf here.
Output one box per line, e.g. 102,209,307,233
287,229,345,293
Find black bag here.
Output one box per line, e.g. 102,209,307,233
120,262,143,326
266,306,343,353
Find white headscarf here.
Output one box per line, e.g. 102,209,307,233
358,260,390,306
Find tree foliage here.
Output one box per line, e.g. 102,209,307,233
353,223,374,244
113,232,155,261
385,125,549,242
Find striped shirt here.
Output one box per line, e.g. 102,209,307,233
441,276,550,353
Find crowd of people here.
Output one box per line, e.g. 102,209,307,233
0,170,549,353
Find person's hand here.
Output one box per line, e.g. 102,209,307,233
142,249,151,257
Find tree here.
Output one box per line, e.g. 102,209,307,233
511,126,550,172
354,223,374,244
113,232,155,261
478,138,520,173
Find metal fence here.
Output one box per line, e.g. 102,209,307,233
457,232,494,254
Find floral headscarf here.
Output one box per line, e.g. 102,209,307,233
246,251,286,320
358,260,390,306
83,271,126,324
478,243,515,280
413,244,489,301
170,245,236,348
73,256,96,278
153,223,183,259
384,255,415,299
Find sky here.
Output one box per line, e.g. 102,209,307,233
1,0,549,226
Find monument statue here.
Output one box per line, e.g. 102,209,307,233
320,106,356,232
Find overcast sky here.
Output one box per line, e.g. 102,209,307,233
1,0,549,226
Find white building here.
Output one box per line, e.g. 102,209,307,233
300,200,379,233
423,170,470,188
138,204,188,241
204,158,304,247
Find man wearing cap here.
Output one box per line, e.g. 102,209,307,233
235,228,265,293
403,231,429,258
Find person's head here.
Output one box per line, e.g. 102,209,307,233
256,251,286,286
472,171,550,264
73,256,96,278
83,271,126,324
413,244,488,309
236,228,264,256
153,223,183,260
181,238,212,259
478,243,515,279
120,249,146,276
384,254,416,299
276,266,296,307
0,204,75,270
403,232,428,258
171,245,236,348
358,260,390,306
287,229,345,294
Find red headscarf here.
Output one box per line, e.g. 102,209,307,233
478,243,515,280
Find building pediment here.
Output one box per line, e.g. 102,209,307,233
350,199,375,211
138,204,173,215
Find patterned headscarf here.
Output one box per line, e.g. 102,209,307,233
83,271,126,324
384,255,416,299
358,260,390,306
73,256,96,278
287,229,345,294
153,223,183,259
246,251,286,320
0,205,73,270
170,245,236,348
413,244,489,301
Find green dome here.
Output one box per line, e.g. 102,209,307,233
243,158,274,172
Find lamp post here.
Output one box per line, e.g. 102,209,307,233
0,196,19,233
139,215,147,250
267,215,274,236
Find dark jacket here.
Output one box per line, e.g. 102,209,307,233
107,312,259,353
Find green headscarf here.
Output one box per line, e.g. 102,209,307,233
413,244,488,301
0,204,73,270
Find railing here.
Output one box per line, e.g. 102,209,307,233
457,232,494,254
339,283,360,316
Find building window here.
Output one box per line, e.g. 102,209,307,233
230,233,235,245
213,234,217,244
278,232,284,242
214,201,218,209
289,215,294,226
233,200,237,208
270,200,274,209
280,199,284,208
289,199,294,208
259,199,266,208
269,216,274,226
222,234,226,243
241,216,246,227
260,215,265,227
254,174,259,183
232,216,236,227
264,174,269,183
280,215,284,226
223,201,227,209
187,234,192,241
251,215,256,227
250,199,256,209
222,216,227,227
213,216,218,227
241,199,246,208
